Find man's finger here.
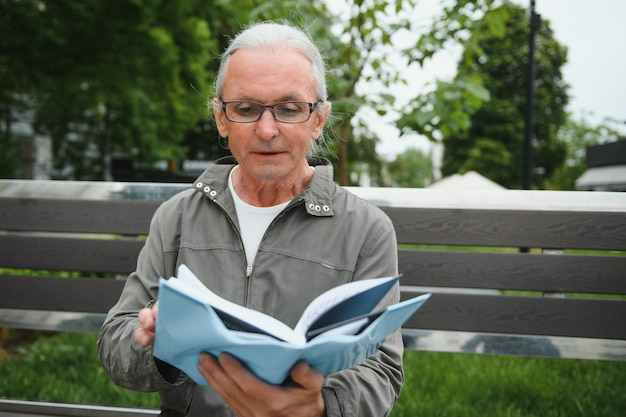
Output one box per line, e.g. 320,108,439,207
290,361,323,389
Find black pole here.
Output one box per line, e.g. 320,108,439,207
523,0,540,190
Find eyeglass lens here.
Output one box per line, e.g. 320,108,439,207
224,101,313,123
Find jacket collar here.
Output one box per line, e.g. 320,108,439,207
191,156,335,217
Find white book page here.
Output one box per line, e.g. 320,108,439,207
293,276,397,335
173,265,305,345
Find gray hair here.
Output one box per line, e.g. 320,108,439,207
215,22,328,103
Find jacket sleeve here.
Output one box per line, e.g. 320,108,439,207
321,216,405,417
96,200,194,407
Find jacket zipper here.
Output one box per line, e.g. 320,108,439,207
212,197,252,304
214,195,305,305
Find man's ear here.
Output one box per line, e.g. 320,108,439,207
213,98,229,138
312,101,331,139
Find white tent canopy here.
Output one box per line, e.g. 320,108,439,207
427,171,506,190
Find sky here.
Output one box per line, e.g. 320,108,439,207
344,0,626,159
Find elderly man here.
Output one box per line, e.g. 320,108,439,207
98,22,403,417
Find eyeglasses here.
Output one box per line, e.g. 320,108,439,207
219,99,322,124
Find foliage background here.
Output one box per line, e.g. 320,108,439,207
3,0,620,188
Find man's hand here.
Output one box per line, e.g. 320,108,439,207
198,353,326,417
135,302,158,346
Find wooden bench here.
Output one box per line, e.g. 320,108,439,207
1,179,625,415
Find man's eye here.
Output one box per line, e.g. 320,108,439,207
276,103,306,117
276,107,298,116
235,105,258,115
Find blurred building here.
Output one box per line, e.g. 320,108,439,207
575,139,626,191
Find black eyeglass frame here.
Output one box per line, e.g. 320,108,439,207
219,99,323,124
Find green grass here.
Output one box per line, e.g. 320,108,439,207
1,331,624,416
393,351,625,417
0,331,159,408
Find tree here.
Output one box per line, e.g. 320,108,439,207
316,0,418,185
437,3,569,189
386,147,433,187
1,0,217,180
1,0,506,183
0,1,48,178
396,0,498,144
318,0,506,185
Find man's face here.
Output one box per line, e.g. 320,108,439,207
214,47,328,184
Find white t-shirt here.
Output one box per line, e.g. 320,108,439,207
228,168,289,266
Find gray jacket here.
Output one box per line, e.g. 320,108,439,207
97,157,404,417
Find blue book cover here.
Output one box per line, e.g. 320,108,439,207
153,264,431,385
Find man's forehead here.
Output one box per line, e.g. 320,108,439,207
223,47,316,100
228,46,312,68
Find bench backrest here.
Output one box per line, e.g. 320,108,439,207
1,180,625,361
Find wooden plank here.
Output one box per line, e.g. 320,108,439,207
0,197,159,235
385,207,626,250
0,399,159,417
0,235,144,274
3,275,624,340
1,278,624,342
3,198,625,248
0,276,626,339
401,292,626,340
0,275,126,313
399,250,626,294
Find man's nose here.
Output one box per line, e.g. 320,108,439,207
255,109,280,140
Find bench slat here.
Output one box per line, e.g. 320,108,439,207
0,235,144,273
0,275,126,313
3,275,623,341
0,197,158,235
0,399,159,416
403,292,626,340
386,207,626,250
4,234,623,294
4,198,625,250
399,249,626,294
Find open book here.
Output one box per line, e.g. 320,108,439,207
154,264,431,385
